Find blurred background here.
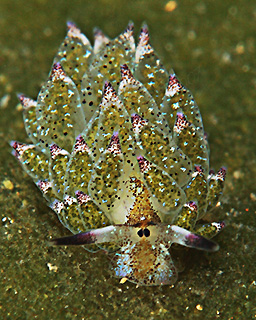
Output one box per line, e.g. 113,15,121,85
0,0,255,319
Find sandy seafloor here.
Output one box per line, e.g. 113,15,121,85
0,0,255,319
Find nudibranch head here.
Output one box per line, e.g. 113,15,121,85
51,223,219,286
11,22,226,286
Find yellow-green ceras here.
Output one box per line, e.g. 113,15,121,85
11,22,226,286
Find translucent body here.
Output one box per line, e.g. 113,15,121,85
11,23,226,286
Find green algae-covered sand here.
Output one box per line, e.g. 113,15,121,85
1,0,255,319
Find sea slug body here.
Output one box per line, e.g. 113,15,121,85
11,22,226,286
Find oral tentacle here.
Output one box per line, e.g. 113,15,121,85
50,225,117,246
169,225,219,252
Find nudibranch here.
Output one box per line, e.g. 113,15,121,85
11,22,226,286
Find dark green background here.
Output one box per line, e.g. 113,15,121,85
1,0,255,319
